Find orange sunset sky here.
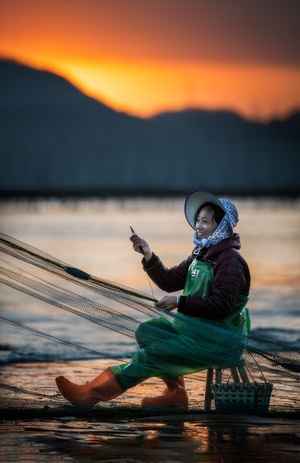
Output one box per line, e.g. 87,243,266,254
1,0,300,121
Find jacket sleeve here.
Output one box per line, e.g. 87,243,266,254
142,253,192,292
177,251,250,320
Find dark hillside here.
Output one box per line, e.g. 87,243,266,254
1,59,299,196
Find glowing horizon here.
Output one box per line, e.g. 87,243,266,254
1,1,300,122
2,51,300,122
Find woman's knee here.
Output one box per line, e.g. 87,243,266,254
135,321,150,347
135,318,176,347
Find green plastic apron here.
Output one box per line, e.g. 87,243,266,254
111,259,250,390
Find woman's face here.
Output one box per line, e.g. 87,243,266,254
195,206,218,239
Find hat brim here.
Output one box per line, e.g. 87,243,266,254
184,190,226,228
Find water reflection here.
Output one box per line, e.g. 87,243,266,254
9,417,298,462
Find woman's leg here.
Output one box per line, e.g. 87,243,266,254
55,318,176,406
56,317,205,408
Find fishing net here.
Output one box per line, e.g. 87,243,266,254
0,232,299,414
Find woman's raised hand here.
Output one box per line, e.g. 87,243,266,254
130,230,152,261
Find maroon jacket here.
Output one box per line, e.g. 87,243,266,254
143,233,250,320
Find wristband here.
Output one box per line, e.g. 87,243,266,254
176,295,181,306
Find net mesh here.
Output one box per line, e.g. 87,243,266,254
0,232,299,413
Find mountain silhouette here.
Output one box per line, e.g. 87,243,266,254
0,59,299,197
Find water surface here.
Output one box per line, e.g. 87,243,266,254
0,197,299,364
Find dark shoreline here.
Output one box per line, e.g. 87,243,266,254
1,189,299,201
